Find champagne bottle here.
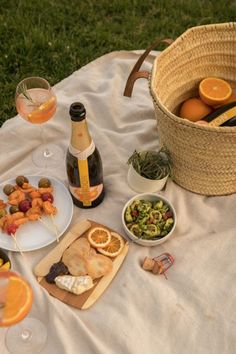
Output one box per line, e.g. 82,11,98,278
66,102,105,208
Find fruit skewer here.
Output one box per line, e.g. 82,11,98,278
5,223,24,256
0,176,60,251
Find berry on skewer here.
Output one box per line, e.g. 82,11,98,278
6,223,24,256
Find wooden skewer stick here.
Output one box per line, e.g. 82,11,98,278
11,233,24,257
49,214,59,242
38,217,56,234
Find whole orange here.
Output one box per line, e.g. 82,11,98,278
179,98,212,122
217,91,236,106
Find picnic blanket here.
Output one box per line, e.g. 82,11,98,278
0,49,236,354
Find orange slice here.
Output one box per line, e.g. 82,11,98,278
28,96,56,123
199,77,232,106
87,227,111,248
0,272,33,327
97,232,125,257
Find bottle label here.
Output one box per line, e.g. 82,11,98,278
69,140,95,160
69,183,104,205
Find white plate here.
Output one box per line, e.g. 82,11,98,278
0,175,73,252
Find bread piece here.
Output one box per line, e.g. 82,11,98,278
86,254,113,279
62,252,88,276
68,237,91,258
88,248,97,256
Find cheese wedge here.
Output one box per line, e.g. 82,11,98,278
55,275,94,295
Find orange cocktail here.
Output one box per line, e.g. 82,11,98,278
15,76,63,168
0,271,33,327
0,270,47,353
15,87,57,124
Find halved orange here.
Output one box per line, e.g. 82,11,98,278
0,271,33,327
199,77,232,106
97,232,124,257
87,227,111,248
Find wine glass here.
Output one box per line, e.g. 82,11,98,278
0,270,47,353
15,76,64,168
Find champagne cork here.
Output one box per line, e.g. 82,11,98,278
142,253,174,276
142,257,155,271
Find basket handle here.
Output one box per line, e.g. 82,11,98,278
123,38,174,97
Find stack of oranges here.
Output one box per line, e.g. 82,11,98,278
179,77,236,124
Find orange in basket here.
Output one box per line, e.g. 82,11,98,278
199,77,232,106
179,97,212,122
218,91,236,106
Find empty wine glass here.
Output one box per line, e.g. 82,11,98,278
15,76,64,168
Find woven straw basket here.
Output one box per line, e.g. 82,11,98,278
124,22,236,196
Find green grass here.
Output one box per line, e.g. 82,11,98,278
0,0,235,126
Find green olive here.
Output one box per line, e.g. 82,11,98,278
38,178,51,188
9,205,19,214
16,175,29,187
0,209,7,218
3,184,15,196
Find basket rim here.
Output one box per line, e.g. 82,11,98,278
150,22,236,132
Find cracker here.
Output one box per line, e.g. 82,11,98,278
69,237,91,258
89,248,97,256
86,254,113,279
62,251,88,276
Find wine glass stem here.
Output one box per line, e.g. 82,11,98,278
21,327,32,341
39,124,51,158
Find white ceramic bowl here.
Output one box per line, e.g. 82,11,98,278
122,193,177,246
127,165,169,193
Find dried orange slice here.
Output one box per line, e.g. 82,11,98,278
97,232,125,257
0,272,33,327
199,77,232,106
87,227,111,248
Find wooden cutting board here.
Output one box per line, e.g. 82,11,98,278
34,219,129,309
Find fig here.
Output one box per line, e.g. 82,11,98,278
38,178,51,188
18,199,32,212
41,193,54,203
3,184,15,196
9,206,19,214
16,175,29,187
45,262,69,284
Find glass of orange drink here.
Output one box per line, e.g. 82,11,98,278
15,76,63,168
0,270,47,353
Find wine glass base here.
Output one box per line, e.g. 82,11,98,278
5,317,47,354
32,143,64,168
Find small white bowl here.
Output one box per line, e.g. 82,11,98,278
122,193,177,246
127,165,169,193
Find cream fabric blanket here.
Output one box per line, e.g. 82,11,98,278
0,50,236,354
